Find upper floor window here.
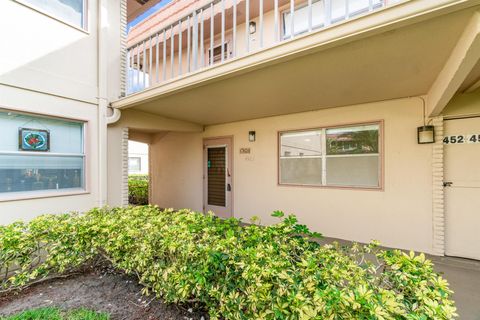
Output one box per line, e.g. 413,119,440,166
208,43,230,65
283,0,383,39
0,110,85,197
19,0,87,29
279,122,382,188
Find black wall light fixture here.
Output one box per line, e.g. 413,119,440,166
248,131,256,142
249,21,256,34
418,125,435,144
417,97,435,144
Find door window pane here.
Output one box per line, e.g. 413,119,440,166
208,147,226,207
21,0,85,29
0,110,85,195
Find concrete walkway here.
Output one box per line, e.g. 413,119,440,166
431,256,480,320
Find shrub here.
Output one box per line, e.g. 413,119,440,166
128,174,149,181
128,175,148,205
0,207,457,319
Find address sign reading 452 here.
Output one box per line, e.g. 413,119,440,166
443,134,480,144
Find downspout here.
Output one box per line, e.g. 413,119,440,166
106,106,122,124
97,0,109,207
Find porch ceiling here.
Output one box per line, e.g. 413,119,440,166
119,6,478,125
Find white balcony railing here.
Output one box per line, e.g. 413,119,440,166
126,0,403,94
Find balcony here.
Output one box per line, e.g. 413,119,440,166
126,0,404,94
114,0,478,126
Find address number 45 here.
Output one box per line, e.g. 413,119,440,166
443,134,480,144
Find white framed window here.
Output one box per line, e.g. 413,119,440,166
0,110,86,196
16,0,87,30
279,122,382,188
207,42,230,65
283,1,326,39
282,0,383,39
128,157,141,172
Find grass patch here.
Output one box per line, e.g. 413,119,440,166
1,307,109,320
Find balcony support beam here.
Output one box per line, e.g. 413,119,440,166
427,10,480,116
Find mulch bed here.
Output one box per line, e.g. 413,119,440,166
0,266,208,320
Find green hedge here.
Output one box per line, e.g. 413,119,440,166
128,174,149,181
128,175,148,205
0,207,457,319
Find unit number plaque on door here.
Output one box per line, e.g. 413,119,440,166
443,134,480,144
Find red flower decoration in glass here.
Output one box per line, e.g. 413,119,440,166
24,133,46,150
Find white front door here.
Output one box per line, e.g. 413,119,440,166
203,137,233,219
444,117,480,260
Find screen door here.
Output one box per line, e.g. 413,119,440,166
203,137,233,218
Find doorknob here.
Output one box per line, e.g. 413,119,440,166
443,181,453,187
227,183,231,191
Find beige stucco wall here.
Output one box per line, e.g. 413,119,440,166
1,1,97,103
0,0,123,224
0,85,100,224
106,109,203,207
149,97,438,254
